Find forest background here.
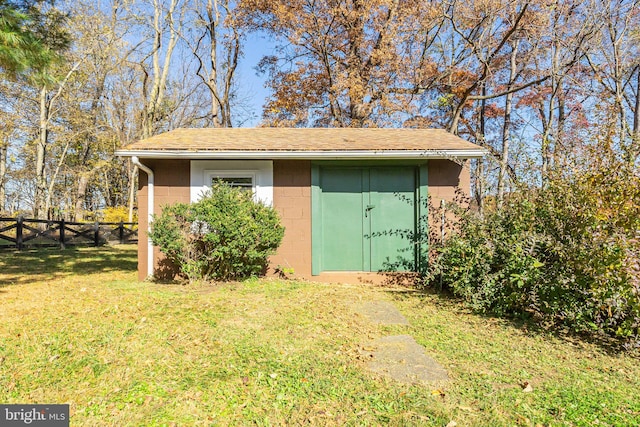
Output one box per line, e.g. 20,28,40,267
0,0,637,222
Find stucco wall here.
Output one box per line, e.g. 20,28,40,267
427,159,470,201
427,159,471,243
137,159,191,281
135,157,470,283
270,160,313,277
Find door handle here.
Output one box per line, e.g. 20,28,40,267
365,205,375,217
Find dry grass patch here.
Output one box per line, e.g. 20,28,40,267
0,246,639,426
389,290,640,426
0,247,448,425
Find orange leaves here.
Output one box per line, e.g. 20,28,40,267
448,69,481,98
243,0,443,125
262,64,330,125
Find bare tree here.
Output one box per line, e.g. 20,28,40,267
139,0,183,138
496,41,518,208
0,131,8,213
33,61,82,218
585,0,640,163
182,0,242,127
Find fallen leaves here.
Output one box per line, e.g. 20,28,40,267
431,389,446,400
522,381,534,393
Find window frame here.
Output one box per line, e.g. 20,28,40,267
191,160,273,206
205,170,258,193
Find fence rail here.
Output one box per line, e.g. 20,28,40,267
0,217,138,250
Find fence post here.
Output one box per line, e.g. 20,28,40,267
93,221,100,247
16,215,23,250
59,218,66,250
119,221,124,244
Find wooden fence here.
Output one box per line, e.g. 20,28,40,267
0,217,138,250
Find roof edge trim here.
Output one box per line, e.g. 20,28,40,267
115,149,486,160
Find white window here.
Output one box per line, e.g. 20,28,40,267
190,160,273,206
208,171,257,192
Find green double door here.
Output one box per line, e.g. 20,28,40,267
315,166,418,273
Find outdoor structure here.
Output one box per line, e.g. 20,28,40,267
116,128,484,283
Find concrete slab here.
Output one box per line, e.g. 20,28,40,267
364,335,449,384
355,301,410,325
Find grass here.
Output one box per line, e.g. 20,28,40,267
0,246,639,426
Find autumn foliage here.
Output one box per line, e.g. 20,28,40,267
241,0,443,127
429,147,640,350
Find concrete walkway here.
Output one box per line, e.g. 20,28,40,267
354,301,410,325
355,300,449,385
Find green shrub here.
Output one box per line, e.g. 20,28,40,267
428,162,640,349
149,184,285,282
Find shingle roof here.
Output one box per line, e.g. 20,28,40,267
116,128,485,159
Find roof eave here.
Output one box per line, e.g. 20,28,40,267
114,149,487,160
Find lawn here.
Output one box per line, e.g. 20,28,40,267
0,246,638,426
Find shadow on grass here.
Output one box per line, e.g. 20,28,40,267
0,245,138,287
383,283,631,356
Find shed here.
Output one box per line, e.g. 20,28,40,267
116,128,484,283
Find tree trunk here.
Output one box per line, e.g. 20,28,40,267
207,0,222,127
631,70,640,161
555,78,566,166
541,36,560,187
475,83,487,215
220,10,240,128
34,85,49,219
142,0,179,138
540,105,550,187
497,43,518,209
44,139,71,220
32,62,81,218
0,137,6,214
102,169,112,208
74,174,90,221
346,0,367,128
188,0,240,128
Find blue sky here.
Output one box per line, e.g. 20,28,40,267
235,32,274,127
